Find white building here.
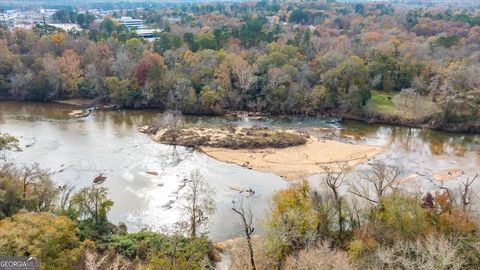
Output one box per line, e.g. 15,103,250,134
136,28,162,42
49,23,82,32
116,16,143,30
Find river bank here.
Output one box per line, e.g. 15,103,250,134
1,101,478,241
341,112,480,134
50,98,479,133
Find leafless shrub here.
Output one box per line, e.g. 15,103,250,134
284,243,353,270
217,236,274,270
436,173,479,216
375,235,465,270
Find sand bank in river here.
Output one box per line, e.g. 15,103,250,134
432,168,465,182
201,139,384,181
147,126,308,149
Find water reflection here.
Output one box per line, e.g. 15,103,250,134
0,101,479,240
0,101,289,241
336,121,479,157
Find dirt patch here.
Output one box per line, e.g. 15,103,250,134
201,139,384,181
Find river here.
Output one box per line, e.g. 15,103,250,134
0,101,479,241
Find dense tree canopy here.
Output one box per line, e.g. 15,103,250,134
1,1,478,132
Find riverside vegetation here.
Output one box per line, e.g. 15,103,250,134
145,125,307,149
0,1,479,131
1,1,480,269
1,131,480,269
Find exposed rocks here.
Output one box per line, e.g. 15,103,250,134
93,173,107,184
138,125,158,134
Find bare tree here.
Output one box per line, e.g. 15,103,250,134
400,88,419,114
347,196,364,231
310,189,335,242
42,54,62,97
58,184,75,212
434,173,478,215
19,163,51,208
9,61,34,100
232,196,256,270
459,173,478,214
177,170,215,238
155,110,184,145
321,163,348,241
231,56,257,109
349,160,401,204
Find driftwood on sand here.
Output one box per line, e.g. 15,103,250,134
94,173,107,184
68,107,95,118
229,186,256,197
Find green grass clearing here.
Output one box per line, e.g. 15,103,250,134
369,90,396,115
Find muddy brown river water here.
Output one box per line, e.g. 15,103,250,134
1,101,479,241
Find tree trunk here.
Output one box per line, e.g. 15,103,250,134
247,236,256,270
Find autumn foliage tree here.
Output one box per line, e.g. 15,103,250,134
0,213,85,269
58,50,83,97
264,181,318,269
135,52,165,86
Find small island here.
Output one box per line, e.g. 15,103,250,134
144,125,308,149
140,125,384,180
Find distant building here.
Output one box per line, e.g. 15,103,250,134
166,17,182,24
2,10,19,27
136,28,162,42
116,16,143,30
13,23,34,30
49,23,82,32
2,10,44,28
90,18,104,30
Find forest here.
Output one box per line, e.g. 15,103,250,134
1,1,480,269
1,1,479,131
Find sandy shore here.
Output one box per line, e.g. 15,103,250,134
432,168,465,182
201,139,384,180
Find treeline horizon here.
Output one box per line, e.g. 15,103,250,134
0,1,479,131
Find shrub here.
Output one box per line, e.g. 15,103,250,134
0,213,84,270
108,232,214,269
